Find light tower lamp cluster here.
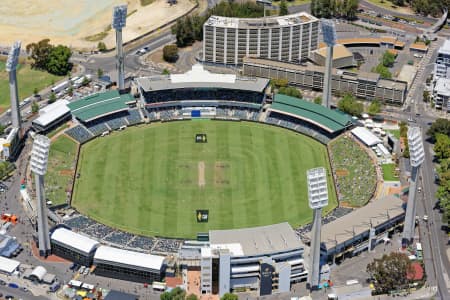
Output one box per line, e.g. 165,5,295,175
307,167,329,290
30,135,52,257
402,126,425,246
6,41,22,135
320,19,337,109
112,4,128,92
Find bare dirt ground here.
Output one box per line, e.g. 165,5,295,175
335,169,349,176
198,161,205,187
0,0,195,50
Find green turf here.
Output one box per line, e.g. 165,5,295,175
387,129,400,139
72,120,337,238
0,61,63,113
329,135,377,207
381,163,398,181
45,135,78,205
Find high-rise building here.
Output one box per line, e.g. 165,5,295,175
202,12,319,65
435,39,450,79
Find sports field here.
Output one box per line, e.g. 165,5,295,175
72,120,337,238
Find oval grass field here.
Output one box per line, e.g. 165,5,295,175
72,120,337,238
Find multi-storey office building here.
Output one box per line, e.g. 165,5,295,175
203,12,319,65
242,57,408,105
180,223,307,297
433,77,450,111
435,39,450,79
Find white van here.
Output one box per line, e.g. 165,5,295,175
101,131,110,137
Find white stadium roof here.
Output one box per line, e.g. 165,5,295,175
0,256,20,274
171,64,236,84
30,266,47,281
209,222,302,256
351,126,381,147
94,245,165,271
33,99,70,127
51,227,99,254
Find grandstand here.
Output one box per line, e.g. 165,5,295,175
266,94,353,143
136,64,270,115
64,91,143,143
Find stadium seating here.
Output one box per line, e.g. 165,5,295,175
63,214,183,254
65,125,94,144
106,117,128,130
126,109,143,125
86,122,109,136
266,112,331,144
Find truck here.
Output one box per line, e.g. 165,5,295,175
51,81,70,94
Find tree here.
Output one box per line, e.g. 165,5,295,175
186,294,199,300
68,86,74,97
31,101,39,114
366,252,414,295
26,39,53,70
367,99,382,116
278,86,302,98
162,69,171,75
97,68,104,78
423,90,431,102
434,134,450,161
372,63,392,79
337,93,364,116
49,92,57,104
271,78,288,88
98,42,107,52
427,118,450,142
33,87,39,96
382,51,396,68
279,0,289,16
221,293,238,300
0,124,6,136
46,45,72,75
399,121,408,138
314,96,322,105
163,44,179,63
82,76,90,86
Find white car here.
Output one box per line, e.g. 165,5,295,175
423,215,428,222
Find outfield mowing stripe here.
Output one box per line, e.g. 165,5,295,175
72,120,337,238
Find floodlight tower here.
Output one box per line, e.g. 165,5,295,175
30,135,52,257
402,127,425,245
112,4,127,91
6,41,22,133
307,167,329,290
321,19,337,109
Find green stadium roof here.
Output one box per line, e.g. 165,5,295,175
271,94,352,133
68,90,134,122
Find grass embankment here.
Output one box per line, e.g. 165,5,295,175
329,135,377,207
72,120,336,238
45,135,78,206
0,60,62,113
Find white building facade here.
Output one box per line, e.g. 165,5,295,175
433,77,450,111
435,39,450,79
203,12,319,65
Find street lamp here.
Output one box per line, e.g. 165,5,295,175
321,19,337,109
402,127,425,246
112,4,127,91
307,167,329,290
6,41,22,132
31,135,52,256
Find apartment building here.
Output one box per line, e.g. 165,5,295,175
203,12,319,65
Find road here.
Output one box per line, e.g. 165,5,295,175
359,0,437,23
402,37,450,299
